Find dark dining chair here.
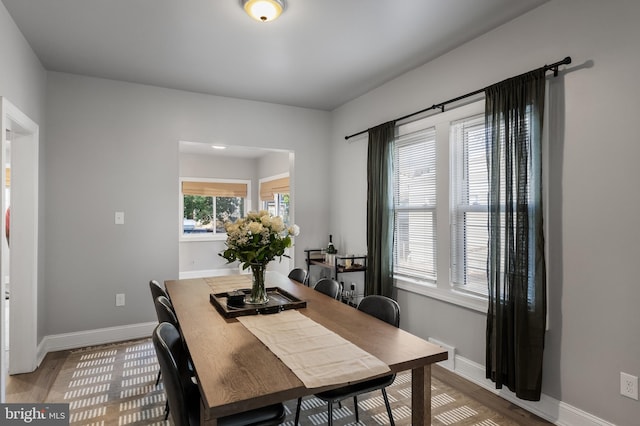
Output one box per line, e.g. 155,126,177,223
153,295,181,419
150,279,169,301
150,280,171,386
294,295,400,426
313,278,341,300
154,295,178,329
287,268,308,285
152,322,286,426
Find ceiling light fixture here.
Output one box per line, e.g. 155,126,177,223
242,0,285,23
211,145,227,150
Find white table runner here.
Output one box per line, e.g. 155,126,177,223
205,274,251,294
237,309,390,389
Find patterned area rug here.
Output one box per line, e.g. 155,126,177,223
45,339,520,425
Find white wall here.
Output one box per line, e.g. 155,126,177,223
257,151,290,180
330,0,640,425
44,71,330,335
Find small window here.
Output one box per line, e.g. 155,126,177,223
180,178,250,239
260,175,290,225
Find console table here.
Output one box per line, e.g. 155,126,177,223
304,249,367,305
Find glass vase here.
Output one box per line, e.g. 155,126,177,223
246,263,269,305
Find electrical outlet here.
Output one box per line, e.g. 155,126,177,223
620,372,638,400
115,293,125,307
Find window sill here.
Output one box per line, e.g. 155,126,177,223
179,234,227,243
394,276,488,313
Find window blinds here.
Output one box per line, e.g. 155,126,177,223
259,177,289,201
393,127,437,281
451,114,491,295
182,181,247,198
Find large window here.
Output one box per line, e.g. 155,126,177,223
392,101,490,310
180,178,250,239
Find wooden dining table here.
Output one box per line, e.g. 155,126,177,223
165,272,448,425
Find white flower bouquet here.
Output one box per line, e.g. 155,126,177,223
219,210,300,270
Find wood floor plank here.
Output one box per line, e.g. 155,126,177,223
7,343,552,426
6,349,70,403
432,364,552,425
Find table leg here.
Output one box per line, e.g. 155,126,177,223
411,365,431,425
201,398,218,426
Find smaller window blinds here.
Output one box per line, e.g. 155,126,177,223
259,177,289,201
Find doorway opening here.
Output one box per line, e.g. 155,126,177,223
0,98,39,402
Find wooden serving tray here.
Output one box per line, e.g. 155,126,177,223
209,287,307,318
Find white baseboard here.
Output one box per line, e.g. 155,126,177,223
36,321,157,366
428,337,455,371
453,355,615,426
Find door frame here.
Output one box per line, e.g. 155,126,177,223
0,97,39,401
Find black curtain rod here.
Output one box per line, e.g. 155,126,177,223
344,56,572,140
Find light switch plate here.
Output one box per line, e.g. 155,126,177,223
116,293,125,307
115,211,125,225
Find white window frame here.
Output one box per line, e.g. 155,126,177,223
394,100,489,313
179,177,252,242
259,172,290,225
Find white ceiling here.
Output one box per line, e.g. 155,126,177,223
3,0,547,111
179,140,284,158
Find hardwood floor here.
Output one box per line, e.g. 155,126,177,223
6,344,552,425
6,349,68,403
432,365,552,425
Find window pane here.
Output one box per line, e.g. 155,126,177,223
393,126,437,282
216,197,244,232
183,195,213,234
261,193,290,225
278,193,290,225
394,209,436,280
451,114,490,295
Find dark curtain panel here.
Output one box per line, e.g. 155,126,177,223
366,121,396,297
485,69,547,401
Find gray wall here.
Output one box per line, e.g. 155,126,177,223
330,1,640,425
0,2,46,124
0,1,47,341
44,72,330,334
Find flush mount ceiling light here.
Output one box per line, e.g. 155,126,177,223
242,0,285,23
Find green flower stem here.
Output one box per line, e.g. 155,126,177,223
247,263,268,304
